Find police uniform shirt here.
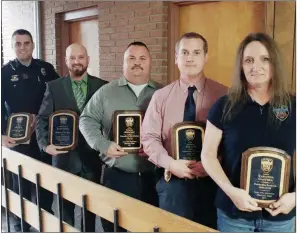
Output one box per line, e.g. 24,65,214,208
207,94,296,221
1,58,60,135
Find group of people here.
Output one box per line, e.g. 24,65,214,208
1,28,295,233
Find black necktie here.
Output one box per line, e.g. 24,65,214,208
183,86,196,121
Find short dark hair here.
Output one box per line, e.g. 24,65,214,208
175,32,208,54
126,41,150,53
11,29,33,42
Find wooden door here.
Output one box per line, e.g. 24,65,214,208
68,18,99,77
179,2,266,87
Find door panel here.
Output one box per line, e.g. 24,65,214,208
69,18,100,78
180,2,265,87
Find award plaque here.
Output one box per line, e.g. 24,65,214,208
240,147,291,208
113,110,144,153
6,113,33,144
171,121,206,161
49,110,78,151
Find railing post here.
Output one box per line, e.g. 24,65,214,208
114,208,119,232
57,183,63,232
2,159,11,232
81,195,87,232
18,165,25,232
35,173,43,232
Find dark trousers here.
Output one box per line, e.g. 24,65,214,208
61,170,98,232
100,166,158,232
10,143,54,232
156,175,218,229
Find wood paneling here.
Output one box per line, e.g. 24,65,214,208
273,1,296,93
179,2,266,87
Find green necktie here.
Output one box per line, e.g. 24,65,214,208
74,81,86,111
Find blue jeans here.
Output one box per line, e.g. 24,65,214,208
217,209,295,232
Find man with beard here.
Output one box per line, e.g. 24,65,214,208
36,43,107,231
79,41,161,232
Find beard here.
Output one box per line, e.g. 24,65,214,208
69,64,87,77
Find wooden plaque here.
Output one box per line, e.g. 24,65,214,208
49,110,78,151
171,121,206,161
7,113,33,144
240,147,291,208
113,110,144,153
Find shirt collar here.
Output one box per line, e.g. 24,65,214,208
179,77,206,93
71,74,88,84
15,58,34,68
118,76,157,89
246,94,270,107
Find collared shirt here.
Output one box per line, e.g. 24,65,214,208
79,76,160,173
141,77,228,170
207,95,296,221
71,74,88,99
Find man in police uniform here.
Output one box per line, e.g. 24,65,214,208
1,29,59,232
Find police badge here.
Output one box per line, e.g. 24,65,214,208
22,73,29,80
41,68,46,76
273,105,289,121
240,147,291,208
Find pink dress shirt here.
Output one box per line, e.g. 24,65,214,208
141,77,228,169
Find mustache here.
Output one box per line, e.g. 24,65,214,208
132,65,143,70
72,64,83,68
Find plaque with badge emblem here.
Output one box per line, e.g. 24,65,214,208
240,147,291,208
164,122,206,182
49,110,78,151
171,121,206,161
113,110,144,153
7,113,34,144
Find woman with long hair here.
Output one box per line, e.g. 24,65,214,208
201,32,296,232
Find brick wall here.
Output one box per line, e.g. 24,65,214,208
2,1,37,64
41,1,169,84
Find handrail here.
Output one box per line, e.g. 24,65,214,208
1,147,218,232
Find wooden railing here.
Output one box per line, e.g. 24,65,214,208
1,147,217,232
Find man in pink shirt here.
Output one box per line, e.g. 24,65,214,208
141,32,227,228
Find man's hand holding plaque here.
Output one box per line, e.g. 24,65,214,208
113,110,144,153
49,110,78,151
240,147,291,208
1,135,18,148
45,145,69,156
105,142,128,158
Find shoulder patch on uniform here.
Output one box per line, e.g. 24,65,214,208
273,105,289,121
